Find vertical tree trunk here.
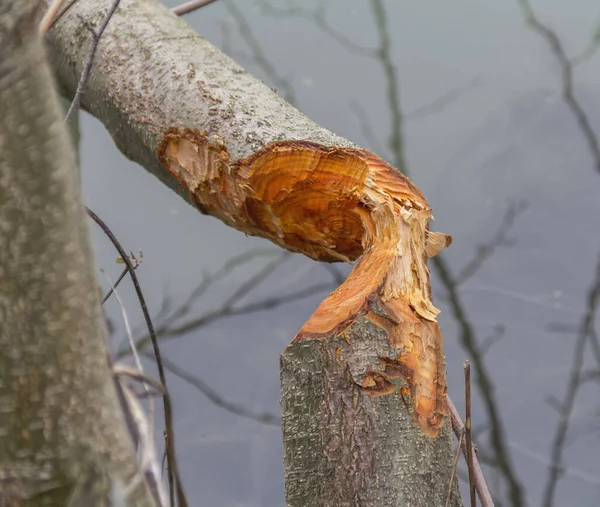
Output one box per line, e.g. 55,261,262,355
0,2,155,505
281,319,461,507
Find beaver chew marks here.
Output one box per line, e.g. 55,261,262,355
158,127,451,437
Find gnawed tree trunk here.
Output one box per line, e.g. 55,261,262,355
46,0,462,505
0,2,156,505
282,321,458,506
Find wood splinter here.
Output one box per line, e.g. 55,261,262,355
158,127,452,437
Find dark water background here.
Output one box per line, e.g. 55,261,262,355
80,1,600,505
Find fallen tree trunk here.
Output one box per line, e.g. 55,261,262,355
46,0,462,504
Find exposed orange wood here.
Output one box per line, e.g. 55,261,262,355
158,127,452,437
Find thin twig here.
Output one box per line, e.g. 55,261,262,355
86,207,187,507
151,248,278,332
445,430,464,507
447,395,495,507
131,280,337,351
435,255,524,507
464,360,476,507
541,253,600,507
255,0,376,57
570,19,600,66
118,381,168,506
103,269,155,438
47,0,80,31
64,0,121,123
224,0,296,103
545,322,600,373
478,326,505,356
505,437,600,487
172,0,219,16
588,327,600,371
122,252,339,356
370,0,408,174
406,77,481,121
103,278,166,505
350,100,387,156
517,0,600,173
103,267,128,304
113,364,165,395
456,202,527,285
102,271,146,385
221,251,291,308
39,0,67,34
146,351,280,426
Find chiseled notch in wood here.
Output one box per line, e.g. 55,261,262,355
158,126,452,437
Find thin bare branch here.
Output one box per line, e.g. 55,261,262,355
541,253,600,507
127,280,337,354
579,369,600,385
350,100,387,157
221,251,292,309
120,251,338,357
154,248,278,332
588,327,600,370
102,252,142,304
159,282,336,339
406,77,481,121
64,0,121,123
149,352,280,426
117,381,168,506
517,0,600,172
172,0,219,16
570,18,600,66
506,438,600,487
103,267,128,303
369,0,407,173
47,0,80,31
224,1,296,103
39,0,67,34
86,207,187,507
434,255,524,507
448,396,495,507
478,325,505,356
255,0,376,57
103,269,155,442
113,364,165,395
545,322,600,371
456,201,527,285
445,430,464,507
464,360,476,507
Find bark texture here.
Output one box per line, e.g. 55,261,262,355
45,1,462,505
0,2,155,505
46,0,354,199
282,318,461,507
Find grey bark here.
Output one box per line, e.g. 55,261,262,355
46,0,354,206
282,318,461,507
0,2,155,505
44,1,463,505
